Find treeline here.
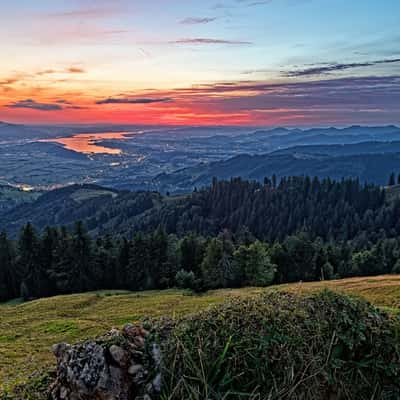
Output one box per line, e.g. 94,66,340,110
140,176,400,242
1,220,400,302
2,175,400,302
3,176,400,242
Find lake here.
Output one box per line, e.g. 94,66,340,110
41,132,132,154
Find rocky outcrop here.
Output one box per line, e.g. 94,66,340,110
50,324,162,400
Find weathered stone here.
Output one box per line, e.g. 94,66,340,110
52,343,71,359
59,386,68,399
109,327,120,336
133,335,145,348
109,344,127,366
150,344,161,368
152,373,162,393
50,324,162,400
123,323,149,338
128,364,144,375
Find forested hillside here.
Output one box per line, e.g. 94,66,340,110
142,176,391,241
2,177,400,302
0,184,162,237
153,152,400,193
3,176,400,241
0,185,41,212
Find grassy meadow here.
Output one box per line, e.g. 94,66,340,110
1,274,400,391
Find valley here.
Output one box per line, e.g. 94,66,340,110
2,123,400,194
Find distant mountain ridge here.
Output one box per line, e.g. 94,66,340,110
2,123,400,194
271,140,400,157
152,149,400,193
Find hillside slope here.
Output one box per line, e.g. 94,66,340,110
0,184,168,237
0,185,41,212
2,176,399,241
153,152,400,193
1,274,400,391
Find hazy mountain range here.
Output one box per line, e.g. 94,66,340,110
2,123,400,195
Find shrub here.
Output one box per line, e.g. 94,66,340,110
175,269,196,290
160,291,400,400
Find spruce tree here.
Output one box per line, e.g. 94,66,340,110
0,232,16,301
389,172,396,186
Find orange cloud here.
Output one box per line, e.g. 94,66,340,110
1,76,400,126
66,67,86,74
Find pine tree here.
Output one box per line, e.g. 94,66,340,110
17,223,39,299
127,233,148,290
117,238,130,288
201,238,224,289
70,221,92,292
389,172,396,186
179,234,205,277
0,232,16,301
272,174,277,188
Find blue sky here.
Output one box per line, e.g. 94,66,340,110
0,0,399,125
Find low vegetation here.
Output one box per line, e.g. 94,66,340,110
1,275,400,396
0,287,263,392
160,291,400,399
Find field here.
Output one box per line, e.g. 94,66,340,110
1,274,400,391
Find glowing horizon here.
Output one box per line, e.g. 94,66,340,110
1,0,400,126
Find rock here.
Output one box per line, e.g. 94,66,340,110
50,324,162,400
123,324,148,338
128,364,144,375
133,335,145,349
59,386,68,399
52,343,71,359
150,344,161,368
109,344,127,366
152,373,162,393
109,327,120,336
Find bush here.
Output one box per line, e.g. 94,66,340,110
175,269,196,289
160,291,400,400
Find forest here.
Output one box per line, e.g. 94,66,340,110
1,175,400,302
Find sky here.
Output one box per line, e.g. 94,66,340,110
0,0,399,126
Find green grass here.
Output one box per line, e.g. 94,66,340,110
1,275,400,391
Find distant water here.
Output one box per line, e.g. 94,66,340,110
41,132,132,154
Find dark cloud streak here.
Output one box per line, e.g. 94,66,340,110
6,99,63,111
171,38,252,45
180,17,217,24
285,58,400,77
96,97,172,105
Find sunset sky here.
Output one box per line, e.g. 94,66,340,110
1,0,399,126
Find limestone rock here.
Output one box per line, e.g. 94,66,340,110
50,324,162,400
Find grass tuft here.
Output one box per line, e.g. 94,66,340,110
160,290,400,400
